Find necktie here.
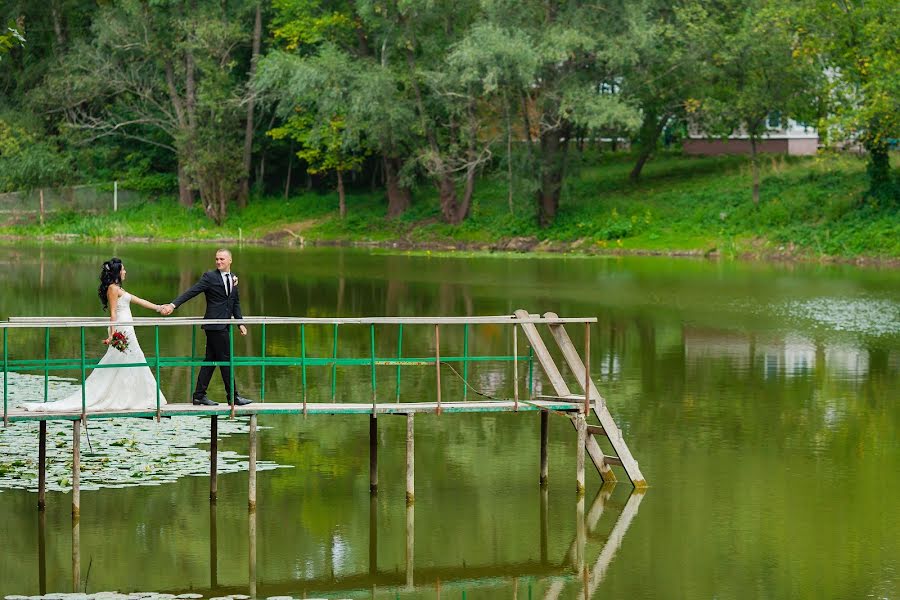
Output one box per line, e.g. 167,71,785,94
224,273,231,295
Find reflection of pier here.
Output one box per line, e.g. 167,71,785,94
58,485,645,597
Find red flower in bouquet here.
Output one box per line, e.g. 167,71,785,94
106,331,129,353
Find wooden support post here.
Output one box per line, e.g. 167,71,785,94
576,414,586,495
72,421,80,517
369,415,378,494
210,416,218,502
248,414,257,510
406,413,415,503
540,410,549,487
38,420,47,510
405,501,415,589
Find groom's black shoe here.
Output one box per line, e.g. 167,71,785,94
230,395,253,406
192,395,219,406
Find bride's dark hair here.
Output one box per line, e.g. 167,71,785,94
98,257,124,311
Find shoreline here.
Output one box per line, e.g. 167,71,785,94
2,232,898,268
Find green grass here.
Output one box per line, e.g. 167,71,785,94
3,151,898,260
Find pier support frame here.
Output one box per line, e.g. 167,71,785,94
72,420,80,517
540,410,549,486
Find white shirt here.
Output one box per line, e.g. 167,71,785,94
220,271,232,295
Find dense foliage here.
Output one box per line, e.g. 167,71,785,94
0,0,897,228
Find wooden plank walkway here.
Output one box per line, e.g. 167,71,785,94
3,399,582,423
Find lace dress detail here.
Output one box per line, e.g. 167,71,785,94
23,292,168,412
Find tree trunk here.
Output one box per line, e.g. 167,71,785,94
864,134,892,200
750,136,760,205
238,2,262,208
505,95,514,214
337,170,346,218
384,156,411,218
438,176,461,224
537,127,567,227
39,188,45,226
177,161,194,207
284,141,293,200
629,110,667,182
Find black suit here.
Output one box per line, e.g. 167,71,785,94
172,270,244,401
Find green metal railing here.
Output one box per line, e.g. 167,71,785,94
1,315,597,424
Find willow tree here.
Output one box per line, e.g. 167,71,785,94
794,0,899,201
37,0,256,222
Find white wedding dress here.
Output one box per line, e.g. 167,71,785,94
23,292,168,412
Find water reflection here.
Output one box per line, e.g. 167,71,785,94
27,485,645,598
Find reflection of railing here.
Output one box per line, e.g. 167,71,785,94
2,311,646,518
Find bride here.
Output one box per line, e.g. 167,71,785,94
24,257,168,412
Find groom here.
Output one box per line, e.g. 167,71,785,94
161,249,252,406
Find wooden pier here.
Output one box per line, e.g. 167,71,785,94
1,311,647,517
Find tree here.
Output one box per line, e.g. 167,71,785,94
794,0,899,201
689,0,821,205
259,0,419,219
480,0,640,226
37,0,257,222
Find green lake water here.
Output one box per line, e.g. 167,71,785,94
0,243,898,599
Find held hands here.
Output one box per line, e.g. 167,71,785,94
158,303,175,316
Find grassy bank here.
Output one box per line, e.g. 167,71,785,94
2,151,898,261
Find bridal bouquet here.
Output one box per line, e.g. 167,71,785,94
106,331,129,353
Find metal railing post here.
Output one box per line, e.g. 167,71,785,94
462,324,469,401
584,322,590,415
435,325,441,415
190,325,197,401
300,324,307,414
513,325,519,411
331,324,339,402
395,324,403,402
44,328,50,402
79,327,86,418
370,325,377,415
154,325,161,419
260,323,267,403
229,326,235,419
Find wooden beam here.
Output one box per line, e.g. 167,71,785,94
406,413,414,503
540,410,549,486
544,312,646,488
38,421,46,510
514,310,615,483
248,415,257,510
72,421,80,517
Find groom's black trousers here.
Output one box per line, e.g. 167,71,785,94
194,328,240,400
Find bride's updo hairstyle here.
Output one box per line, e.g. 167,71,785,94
98,257,124,311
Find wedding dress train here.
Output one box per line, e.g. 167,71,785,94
23,292,168,412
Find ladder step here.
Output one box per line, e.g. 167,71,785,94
586,424,607,436
604,456,623,467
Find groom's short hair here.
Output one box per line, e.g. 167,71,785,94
216,248,232,258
